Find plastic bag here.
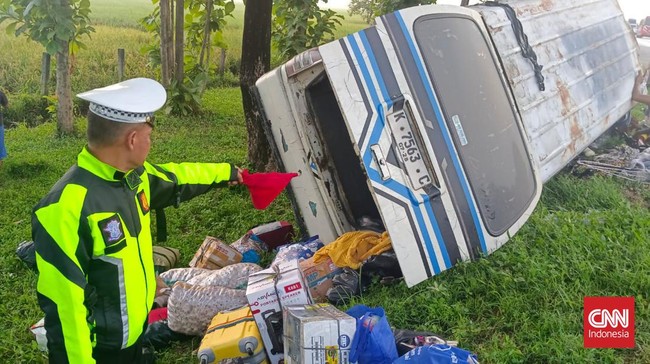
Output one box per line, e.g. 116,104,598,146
30,317,47,352
185,263,263,289
271,236,324,267
392,344,479,364
142,319,193,350
392,329,449,356
16,240,37,271
360,249,403,288
326,268,361,305
346,305,399,364
167,282,248,336
230,232,266,261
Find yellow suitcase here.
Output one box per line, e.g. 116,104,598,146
198,305,269,364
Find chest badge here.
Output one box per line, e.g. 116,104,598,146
138,190,150,214
99,214,125,246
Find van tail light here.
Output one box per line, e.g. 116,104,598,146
285,48,323,78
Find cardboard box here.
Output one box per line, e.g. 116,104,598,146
283,303,357,364
189,236,242,269
246,260,313,364
299,256,342,303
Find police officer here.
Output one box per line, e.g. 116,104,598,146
0,89,8,166
32,78,243,363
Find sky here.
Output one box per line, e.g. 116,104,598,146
319,0,650,21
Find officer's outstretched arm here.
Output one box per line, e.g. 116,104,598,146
145,161,238,209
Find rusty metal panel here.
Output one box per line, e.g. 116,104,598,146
475,0,641,182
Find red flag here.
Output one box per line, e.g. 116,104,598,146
242,169,299,210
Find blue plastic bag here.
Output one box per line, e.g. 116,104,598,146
346,305,399,364
392,344,479,364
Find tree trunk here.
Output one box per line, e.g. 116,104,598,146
56,41,73,135
175,0,185,84
240,0,275,171
199,0,213,68
160,0,173,87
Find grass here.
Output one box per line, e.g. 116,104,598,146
0,24,157,95
88,0,155,28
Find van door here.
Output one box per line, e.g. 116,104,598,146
318,5,542,286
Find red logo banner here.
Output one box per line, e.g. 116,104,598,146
584,296,634,348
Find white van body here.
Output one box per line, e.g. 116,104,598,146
255,0,640,287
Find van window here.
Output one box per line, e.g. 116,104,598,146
414,15,537,236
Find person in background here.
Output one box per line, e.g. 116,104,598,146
0,89,8,167
629,70,650,147
31,78,243,364
633,70,650,104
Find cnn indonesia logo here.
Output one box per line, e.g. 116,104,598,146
583,297,635,348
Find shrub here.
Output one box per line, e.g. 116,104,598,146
207,71,240,88
226,56,241,76
3,94,50,127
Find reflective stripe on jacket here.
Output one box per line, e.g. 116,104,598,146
32,147,236,363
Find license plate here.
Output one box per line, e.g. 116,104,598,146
386,109,433,190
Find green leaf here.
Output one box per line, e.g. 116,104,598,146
7,6,19,19
23,0,40,17
224,1,234,14
5,21,16,35
69,40,79,54
45,40,59,55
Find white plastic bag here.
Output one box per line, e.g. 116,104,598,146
30,318,48,352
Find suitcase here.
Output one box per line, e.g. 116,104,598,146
198,305,269,364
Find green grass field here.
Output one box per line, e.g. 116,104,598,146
1,1,650,363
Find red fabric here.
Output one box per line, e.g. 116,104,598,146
148,307,168,324
242,169,299,210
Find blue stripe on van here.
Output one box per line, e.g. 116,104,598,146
347,33,447,273
381,13,480,259
339,39,433,278
363,27,461,267
394,13,488,254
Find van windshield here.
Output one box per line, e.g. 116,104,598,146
414,15,537,236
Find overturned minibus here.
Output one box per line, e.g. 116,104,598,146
254,0,641,287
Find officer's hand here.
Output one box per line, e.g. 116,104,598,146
229,167,243,186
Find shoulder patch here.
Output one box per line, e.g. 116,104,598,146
99,214,125,245
137,190,150,214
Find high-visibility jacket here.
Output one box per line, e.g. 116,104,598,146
32,147,237,364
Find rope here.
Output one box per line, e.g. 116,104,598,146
484,1,546,91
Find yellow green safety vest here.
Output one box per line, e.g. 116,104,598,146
32,146,236,363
